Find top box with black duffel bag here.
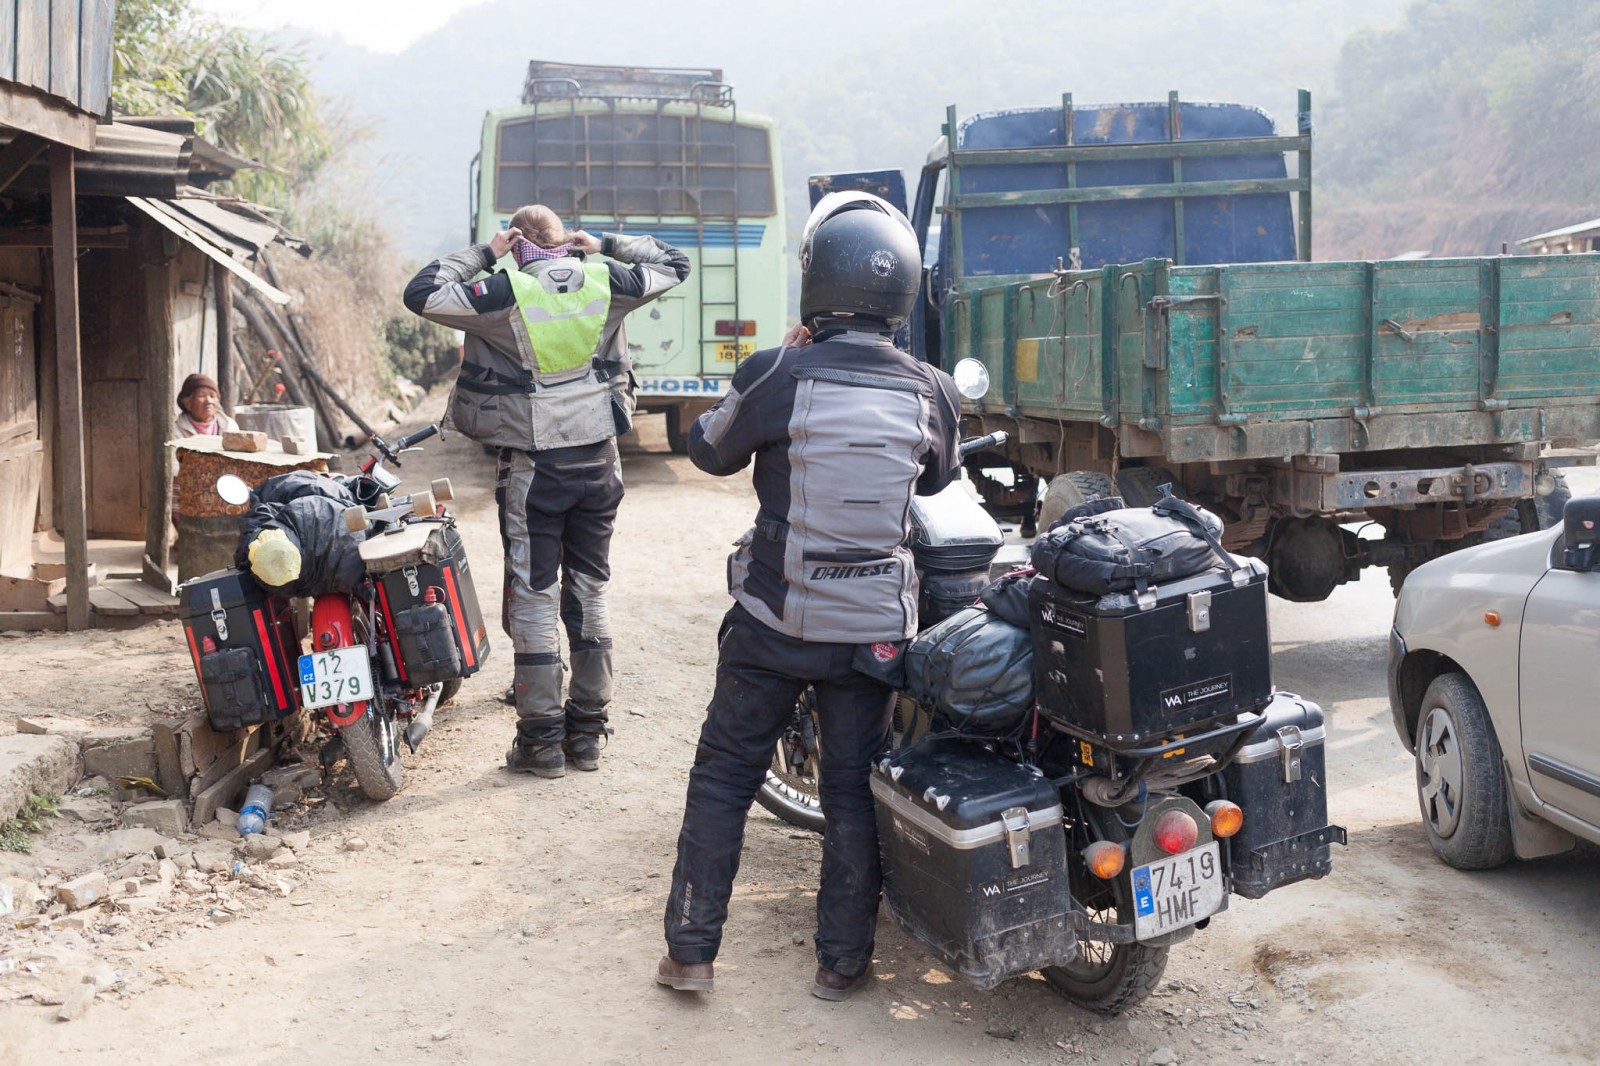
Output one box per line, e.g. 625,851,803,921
1028,490,1271,749
179,568,303,732
359,518,490,689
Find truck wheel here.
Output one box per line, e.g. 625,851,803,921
1114,466,1178,508
1414,673,1513,870
1037,471,1117,534
664,408,690,455
1485,471,1571,541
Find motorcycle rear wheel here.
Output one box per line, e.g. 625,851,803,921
341,706,406,801
1042,882,1168,1015
756,689,825,832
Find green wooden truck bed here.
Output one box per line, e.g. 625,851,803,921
953,253,1600,465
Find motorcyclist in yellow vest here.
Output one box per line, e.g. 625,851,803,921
404,205,689,777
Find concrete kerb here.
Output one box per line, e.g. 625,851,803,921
0,733,82,825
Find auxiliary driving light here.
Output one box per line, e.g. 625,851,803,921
1083,840,1126,880
1205,799,1244,838
1153,809,1200,855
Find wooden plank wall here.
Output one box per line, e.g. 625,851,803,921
1,0,115,115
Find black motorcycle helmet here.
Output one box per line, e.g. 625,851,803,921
799,191,920,330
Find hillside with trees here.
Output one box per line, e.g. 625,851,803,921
1317,0,1600,256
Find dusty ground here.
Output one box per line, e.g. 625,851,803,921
2,397,1598,1066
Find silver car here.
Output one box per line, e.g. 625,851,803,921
1388,496,1600,868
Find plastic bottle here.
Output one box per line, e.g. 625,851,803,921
236,783,274,836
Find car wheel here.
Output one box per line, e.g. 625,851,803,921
1414,673,1514,869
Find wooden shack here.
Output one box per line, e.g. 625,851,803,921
0,5,298,630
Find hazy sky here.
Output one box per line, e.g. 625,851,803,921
194,0,493,53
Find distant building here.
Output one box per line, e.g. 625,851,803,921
1516,218,1600,256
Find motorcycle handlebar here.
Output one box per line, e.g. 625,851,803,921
958,430,1008,460
395,424,440,450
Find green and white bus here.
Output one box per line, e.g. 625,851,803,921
470,61,786,452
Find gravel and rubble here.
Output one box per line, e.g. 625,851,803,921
0,764,350,1022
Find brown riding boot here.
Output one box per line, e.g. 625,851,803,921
655,956,714,992
811,963,872,1001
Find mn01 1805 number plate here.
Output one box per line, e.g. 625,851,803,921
1130,841,1223,939
298,648,374,709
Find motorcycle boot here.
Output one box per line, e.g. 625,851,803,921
563,643,612,771
507,659,566,778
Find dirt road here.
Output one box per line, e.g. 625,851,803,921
3,402,1598,1065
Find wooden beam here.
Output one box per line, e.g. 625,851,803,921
0,133,46,196
0,81,97,151
214,262,235,409
0,225,127,248
141,227,175,584
49,144,89,631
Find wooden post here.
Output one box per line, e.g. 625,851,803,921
142,227,176,588
215,269,235,410
49,145,89,630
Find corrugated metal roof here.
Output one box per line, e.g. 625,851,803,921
1518,217,1600,245
127,197,291,305
0,122,192,197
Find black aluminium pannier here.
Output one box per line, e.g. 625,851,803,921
179,568,301,732
871,737,1077,989
362,519,490,687
1029,558,1273,746
1221,691,1345,899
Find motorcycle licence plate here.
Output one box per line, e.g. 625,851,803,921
298,648,374,709
1130,841,1223,939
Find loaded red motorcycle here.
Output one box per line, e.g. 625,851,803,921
179,424,490,801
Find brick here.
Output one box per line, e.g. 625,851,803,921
56,873,110,911
222,430,268,452
123,799,188,837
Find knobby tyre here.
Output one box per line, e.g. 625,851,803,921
1043,855,1168,1014
341,706,406,801
756,688,825,833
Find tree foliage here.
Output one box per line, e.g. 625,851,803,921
1323,0,1600,204
112,0,334,207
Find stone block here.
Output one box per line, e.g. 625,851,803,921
123,799,188,837
197,822,239,842
80,731,157,782
56,873,110,911
0,733,80,825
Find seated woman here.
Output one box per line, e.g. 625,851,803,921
172,373,239,439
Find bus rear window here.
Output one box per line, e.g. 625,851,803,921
495,113,775,217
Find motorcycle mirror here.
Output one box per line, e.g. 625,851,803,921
216,474,251,507
953,358,990,400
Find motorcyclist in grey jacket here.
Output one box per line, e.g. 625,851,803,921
404,205,688,777
658,193,960,1000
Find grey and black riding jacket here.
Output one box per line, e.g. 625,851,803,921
690,327,962,644
404,235,689,453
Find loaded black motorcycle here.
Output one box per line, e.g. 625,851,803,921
758,360,1344,1015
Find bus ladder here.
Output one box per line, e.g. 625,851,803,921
695,97,741,376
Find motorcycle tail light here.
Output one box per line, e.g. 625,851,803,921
1205,800,1244,839
1153,809,1199,855
1083,840,1125,880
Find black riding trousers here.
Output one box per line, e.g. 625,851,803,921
664,604,895,977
